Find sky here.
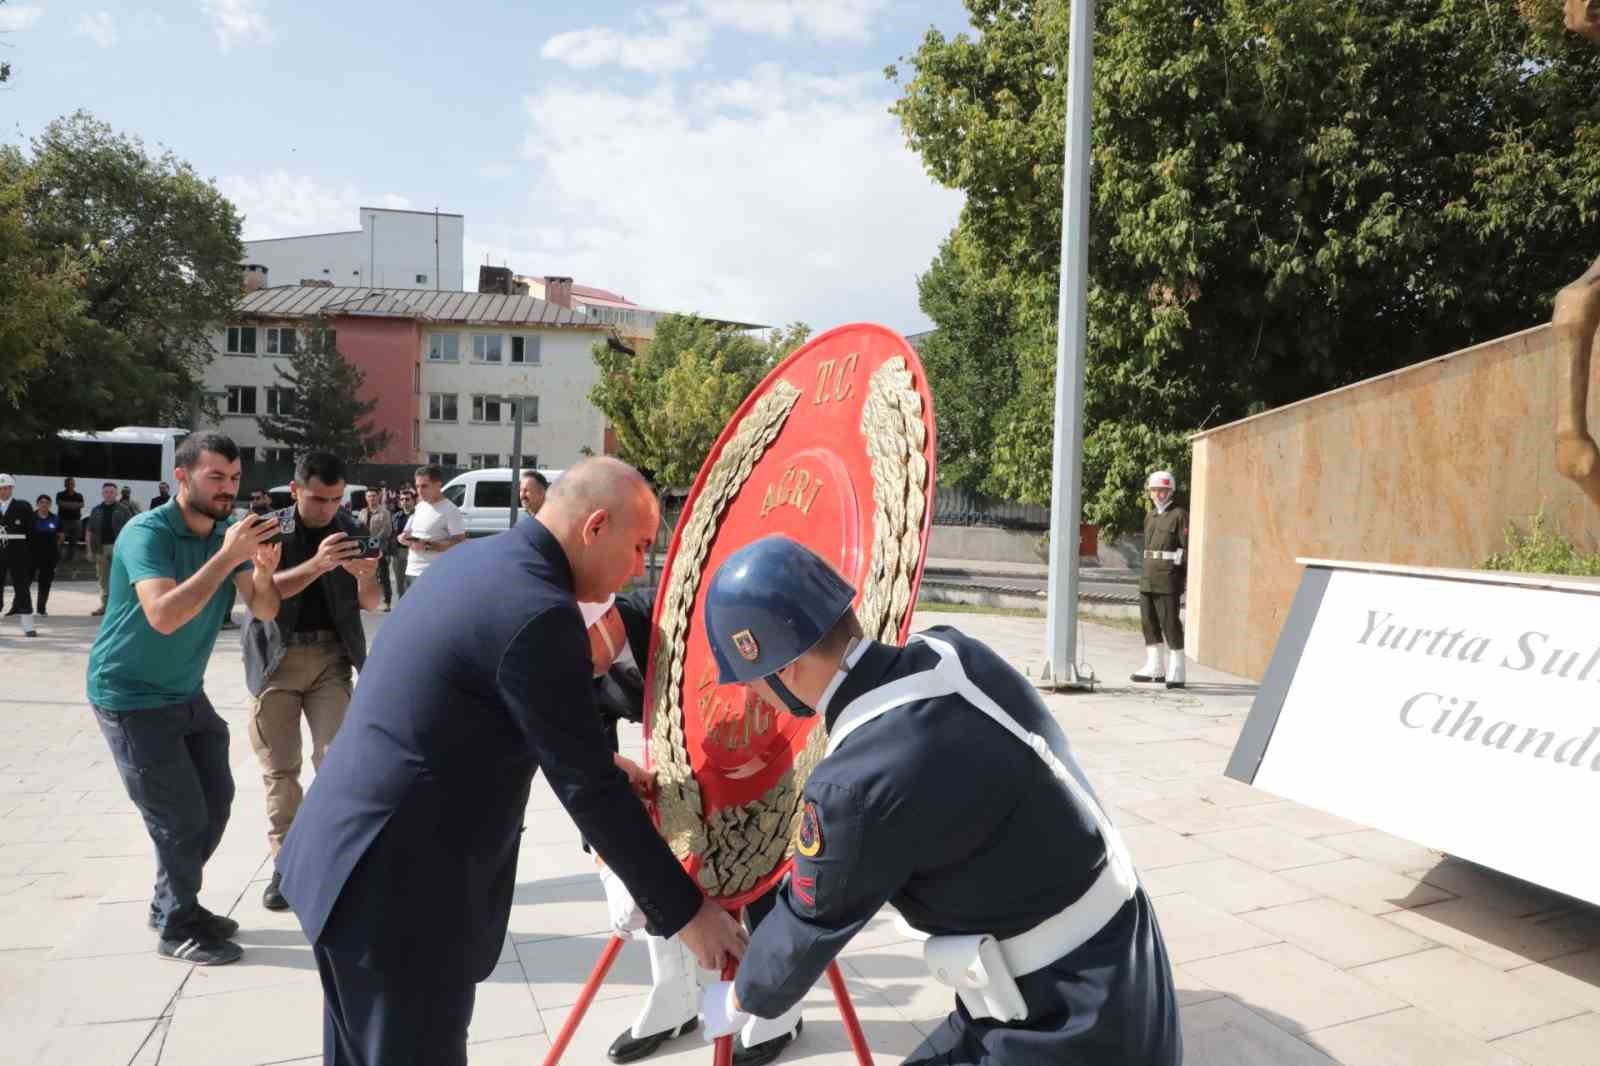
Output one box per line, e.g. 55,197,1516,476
0,0,974,333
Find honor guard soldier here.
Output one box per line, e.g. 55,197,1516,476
0,474,38,637
583,590,802,1066
697,535,1182,1066
1133,470,1188,689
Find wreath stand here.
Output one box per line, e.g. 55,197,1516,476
540,907,873,1066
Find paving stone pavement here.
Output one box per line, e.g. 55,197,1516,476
3,581,1597,1065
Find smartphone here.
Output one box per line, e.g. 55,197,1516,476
357,535,384,559
264,511,295,544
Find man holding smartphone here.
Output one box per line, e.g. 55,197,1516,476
242,451,381,912
399,464,466,581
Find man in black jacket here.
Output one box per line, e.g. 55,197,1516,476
243,452,379,911
277,457,746,1066
0,474,37,636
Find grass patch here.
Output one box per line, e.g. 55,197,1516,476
916,600,1044,618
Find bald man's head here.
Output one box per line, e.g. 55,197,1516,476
539,457,659,600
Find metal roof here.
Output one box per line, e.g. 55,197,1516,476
237,286,603,328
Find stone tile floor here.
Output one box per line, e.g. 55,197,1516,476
2,582,1597,1065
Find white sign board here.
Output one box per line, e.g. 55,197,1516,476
1232,563,1600,907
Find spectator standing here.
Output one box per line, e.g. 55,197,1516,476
121,486,144,514
0,475,38,636
244,452,379,912
30,495,61,617
520,469,549,518
86,483,135,617
389,488,415,599
399,465,465,581
151,482,172,509
56,477,85,562
85,433,282,965
355,491,394,611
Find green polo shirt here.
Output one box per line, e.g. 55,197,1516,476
86,502,248,711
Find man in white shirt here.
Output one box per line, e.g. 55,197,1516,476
398,465,466,579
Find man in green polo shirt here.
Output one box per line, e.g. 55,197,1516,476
87,433,283,967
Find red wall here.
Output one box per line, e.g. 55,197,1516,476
333,316,419,463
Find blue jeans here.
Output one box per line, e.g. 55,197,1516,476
92,694,235,939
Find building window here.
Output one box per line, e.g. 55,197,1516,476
513,454,538,470
473,334,503,364
415,273,428,284
237,446,256,462
469,453,498,469
226,385,257,415
427,452,459,468
471,394,504,424
427,393,458,422
413,364,421,393
225,325,257,355
264,386,295,416
428,333,460,362
412,419,420,448
265,447,294,463
509,396,539,425
265,327,297,356
510,335,540,365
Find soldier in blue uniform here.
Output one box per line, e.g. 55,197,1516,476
276,458,747,1066
583,590,803,1066
697,535,1182,1066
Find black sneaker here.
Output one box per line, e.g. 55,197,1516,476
262,871,289,911
733,1019,802,1066
149,906,239,941
158,935,242,966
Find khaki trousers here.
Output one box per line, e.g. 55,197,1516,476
94,544,115,607
249,642,353,854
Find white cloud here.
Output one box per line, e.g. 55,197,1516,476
541,20,711,75
512,65,962,333
214,170,410,241
201,0,271,53
74,11,118,47
0,4,43,32
694,0,888,42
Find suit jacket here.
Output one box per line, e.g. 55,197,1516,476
276,517,704,979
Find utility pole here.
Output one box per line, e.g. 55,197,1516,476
1041,0,1097,691
508,395,525,531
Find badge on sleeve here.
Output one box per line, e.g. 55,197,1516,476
797,800,823,858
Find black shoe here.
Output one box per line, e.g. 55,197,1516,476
262,871,289,911
148,906,240,941
158,935,242,966
1130,672,1164,683
1165,680,1185,689
734,1019,802,1066
607,1017,698,1063
37,608,47,617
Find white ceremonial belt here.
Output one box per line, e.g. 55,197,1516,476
1144,549,1180,560
998,854,1136,978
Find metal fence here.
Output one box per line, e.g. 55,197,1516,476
932,484,1050,531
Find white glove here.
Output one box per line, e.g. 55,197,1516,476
596,862,646,936
1173,548,1184,566
700,981,751,1041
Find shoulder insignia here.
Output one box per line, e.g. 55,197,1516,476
797,800,823,858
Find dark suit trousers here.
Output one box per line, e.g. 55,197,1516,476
316,939,476,1066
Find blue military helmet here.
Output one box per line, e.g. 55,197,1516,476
704,535,857,692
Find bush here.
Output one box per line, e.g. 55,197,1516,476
1481,508,1600,576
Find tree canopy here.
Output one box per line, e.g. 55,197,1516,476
893,0,1600,532
590,315,810,492
256,322,393,463
0,111,245,445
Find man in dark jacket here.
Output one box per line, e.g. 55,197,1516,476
86,482,135,617
0,474,37,636
1131,470,1188,689
276,457,746,1066
243,451,379,912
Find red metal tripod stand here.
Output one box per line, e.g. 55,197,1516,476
541,921,872,1066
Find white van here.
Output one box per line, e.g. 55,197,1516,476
442,467,563,536
267,483,370,511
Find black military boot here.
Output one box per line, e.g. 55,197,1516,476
262,870,290,911
606,1017,698,1063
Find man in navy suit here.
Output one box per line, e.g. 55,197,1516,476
277,457,747,1066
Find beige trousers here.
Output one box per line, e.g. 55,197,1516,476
248,642,353,854
94,544,115,607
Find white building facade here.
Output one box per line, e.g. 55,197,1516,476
244,208,465,292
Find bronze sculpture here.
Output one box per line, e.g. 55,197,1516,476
1551,0,1600,507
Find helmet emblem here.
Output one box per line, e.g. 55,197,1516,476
732,629,761,662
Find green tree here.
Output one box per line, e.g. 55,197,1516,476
0,152,83,409
590,315,810,491
256,322,393,462
893,0,1600,533
0,111,245,445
